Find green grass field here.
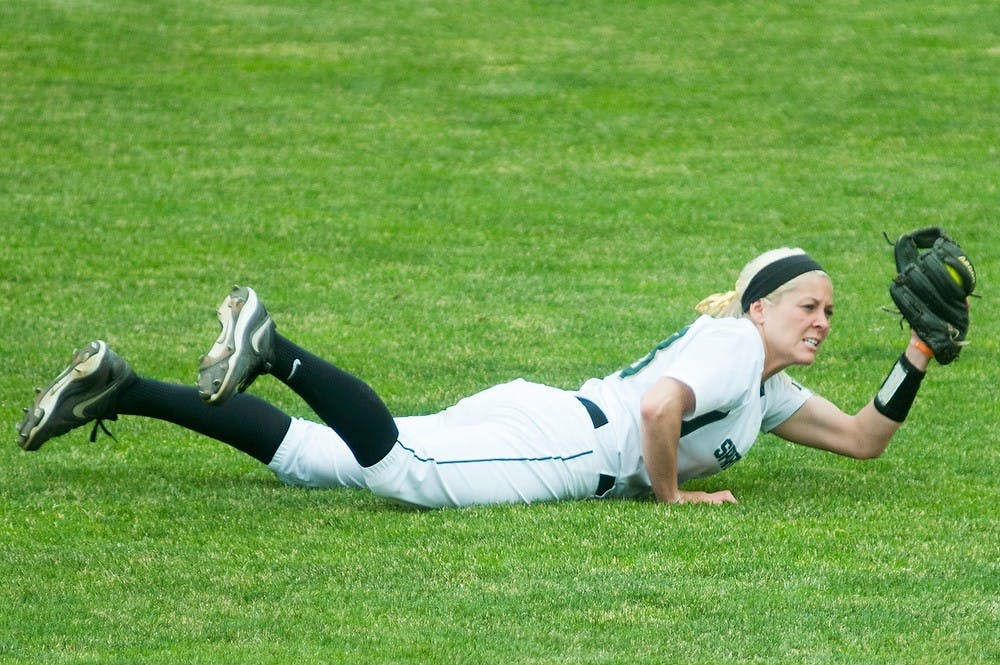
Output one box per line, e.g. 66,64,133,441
1,1,997,662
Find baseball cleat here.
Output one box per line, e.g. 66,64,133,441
198,285,275,405
16,340,136,451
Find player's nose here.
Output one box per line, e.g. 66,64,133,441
810,310,831,332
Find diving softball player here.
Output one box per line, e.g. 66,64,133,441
264,311,812,508
17,247,949,508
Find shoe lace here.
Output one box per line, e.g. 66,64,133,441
89,414,119,443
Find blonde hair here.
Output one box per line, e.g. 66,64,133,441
695,248,827,318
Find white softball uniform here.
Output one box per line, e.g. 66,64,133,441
267,315,812,508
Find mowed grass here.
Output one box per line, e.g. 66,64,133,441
1,1,997,662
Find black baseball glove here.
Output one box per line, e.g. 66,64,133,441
889,227,976,364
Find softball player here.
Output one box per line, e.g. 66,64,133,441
17,248,936,508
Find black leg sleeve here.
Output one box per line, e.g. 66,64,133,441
268,334,398,467
115,377,291,465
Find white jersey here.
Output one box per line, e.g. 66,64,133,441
578,315,812,496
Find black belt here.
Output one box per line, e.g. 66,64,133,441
575,396,615,497
595,473,616,497
575,396,608,429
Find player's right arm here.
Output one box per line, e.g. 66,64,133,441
640,377,738,505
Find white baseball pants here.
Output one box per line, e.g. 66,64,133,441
267,379,617,508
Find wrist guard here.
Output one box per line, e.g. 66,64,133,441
874,353,925,422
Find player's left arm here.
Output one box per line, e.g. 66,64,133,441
771,332,930,460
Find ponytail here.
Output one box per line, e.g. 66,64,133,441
695,290,741,318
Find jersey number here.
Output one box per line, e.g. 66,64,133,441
618,325,691,379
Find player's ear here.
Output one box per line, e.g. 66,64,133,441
747,299,767,325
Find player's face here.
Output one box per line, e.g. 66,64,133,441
760,273,834,369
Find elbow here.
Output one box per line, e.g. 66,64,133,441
639,395,665,425
640,379,694,430
640,393,679,427
851,440,887,461
854,448,883,461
